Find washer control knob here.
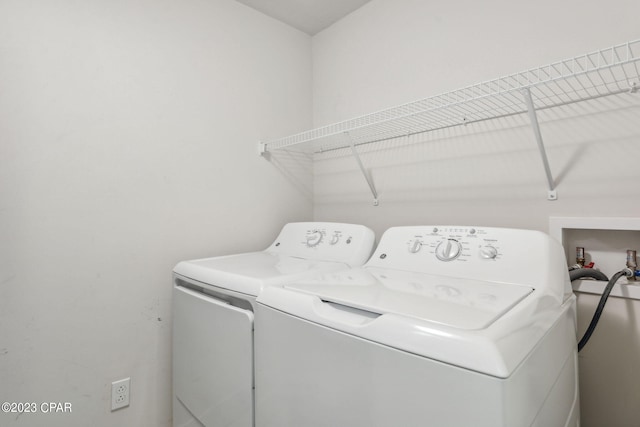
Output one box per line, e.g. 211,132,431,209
329,233,340,245
306,231,323,247
435,239,462,261
480,245,498,259
408,240,423,253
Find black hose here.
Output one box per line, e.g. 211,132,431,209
575,270,628,352
569,268,609,282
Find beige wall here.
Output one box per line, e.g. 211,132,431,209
0,1,312,426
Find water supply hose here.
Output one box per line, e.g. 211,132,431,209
569,268,608,282
572,268,634,352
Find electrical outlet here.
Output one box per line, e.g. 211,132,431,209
111,377,130,411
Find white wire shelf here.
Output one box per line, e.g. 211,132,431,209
260,40,640,155
259,40,640,204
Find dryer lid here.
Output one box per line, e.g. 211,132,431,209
174,252,348,296
284,267,534,330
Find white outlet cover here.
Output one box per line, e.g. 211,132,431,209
111,377,130,410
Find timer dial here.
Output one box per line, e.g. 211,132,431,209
306,231,323,247
435,239,462,261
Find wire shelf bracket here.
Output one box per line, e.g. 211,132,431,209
522,88,557,201
258,40,640,204
346,132,379,206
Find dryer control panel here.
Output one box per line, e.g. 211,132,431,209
266,222,376,268
366,226,569,296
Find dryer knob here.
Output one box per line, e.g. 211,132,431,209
306,231,323,247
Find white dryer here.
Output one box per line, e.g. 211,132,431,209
172,222,375,427
255,226,579,427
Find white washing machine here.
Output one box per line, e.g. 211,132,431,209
172,222,375,427
255,226,579,427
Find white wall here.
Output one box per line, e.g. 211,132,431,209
576,292,640,427
312,0,640,237
0,1,312,426
311,1,640,426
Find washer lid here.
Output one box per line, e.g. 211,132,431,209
174,252,347,296
258,267,550,377
284,268,534,330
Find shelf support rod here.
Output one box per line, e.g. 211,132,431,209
522,88,558,201
346,132,379,206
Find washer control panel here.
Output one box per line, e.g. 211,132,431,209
402,227,503,263
366,225,564,288
267,222,376,267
